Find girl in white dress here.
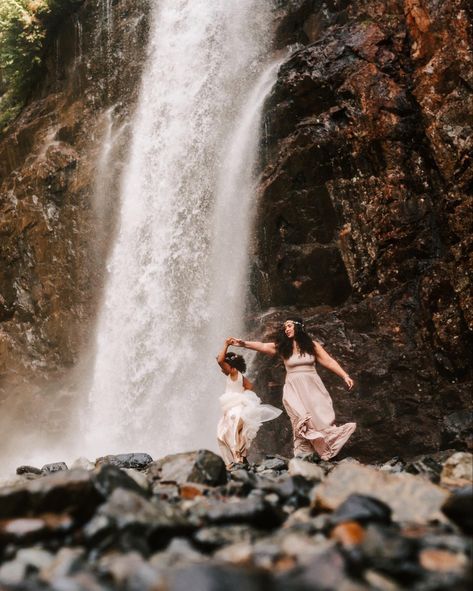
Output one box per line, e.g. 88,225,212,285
216,338,282,467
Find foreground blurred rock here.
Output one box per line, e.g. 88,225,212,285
0,449,471,590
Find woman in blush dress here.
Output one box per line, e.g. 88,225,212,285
230,317,356,460
216,338,282,468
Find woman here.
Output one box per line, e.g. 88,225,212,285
216,338,281,468
230,317,356,460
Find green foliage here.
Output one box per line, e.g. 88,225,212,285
0,0,82,132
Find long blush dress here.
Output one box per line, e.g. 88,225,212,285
217,371,282,466
283,352,356,460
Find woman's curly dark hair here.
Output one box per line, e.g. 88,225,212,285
276,316,316,359
225,352,247,373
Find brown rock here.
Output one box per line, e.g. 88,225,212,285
331,521,366,547
419,548,468,573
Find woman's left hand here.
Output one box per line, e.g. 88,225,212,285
344,375,354,390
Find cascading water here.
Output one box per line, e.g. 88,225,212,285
83,0,278,458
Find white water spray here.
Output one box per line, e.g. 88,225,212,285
83,1,278,458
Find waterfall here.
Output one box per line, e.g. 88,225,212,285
82,0,277,458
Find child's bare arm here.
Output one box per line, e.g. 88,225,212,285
217,338,234,376
242,376,254,391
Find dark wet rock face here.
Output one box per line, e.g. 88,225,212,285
250,0,472,461
0,0,151,447
0,450,471,590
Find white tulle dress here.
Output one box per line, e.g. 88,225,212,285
217,371,282,466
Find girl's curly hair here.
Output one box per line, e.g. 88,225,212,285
225,351,247,373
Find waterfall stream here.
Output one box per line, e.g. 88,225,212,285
82,0,277,459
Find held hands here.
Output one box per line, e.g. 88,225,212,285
226,337,244,347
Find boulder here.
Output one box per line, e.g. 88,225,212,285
147,450,227,486
288,458,324,481
93,464,150,498
329,494,392,527
194,524,261,551
315,463,449,523
441,486,473,534
0,469,102,520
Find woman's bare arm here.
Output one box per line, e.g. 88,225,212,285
314,341,354,389
230,338,277,356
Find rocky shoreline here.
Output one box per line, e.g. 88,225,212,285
0,450,471,590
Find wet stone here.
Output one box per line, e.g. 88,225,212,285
405,457,442,484
41,462,68,474
256,457,288,472
189,496,284,529
0,469,101,520
93,464,149,498
441,485,473,534
16,465,42,476
329,494,392,527
147,450,227,487
95,453,153,471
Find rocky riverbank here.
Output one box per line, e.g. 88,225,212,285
0,449,471,590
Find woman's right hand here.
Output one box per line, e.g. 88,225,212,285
228,337,244,347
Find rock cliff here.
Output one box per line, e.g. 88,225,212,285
250,0,472,460
0,0,150,435
0,0,471,462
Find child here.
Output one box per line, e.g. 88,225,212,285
216,337,282,468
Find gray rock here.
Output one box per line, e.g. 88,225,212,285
147,450,226,487
288,458,325,481
315,463,449,523
256,457,288,472
189,496,284,529
41,462,68,474
441,485,473,534
405,457,442,484
329,494,392,526
96,453,153,471
16,465,42,475
93,464,149,499
0,469,101,520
